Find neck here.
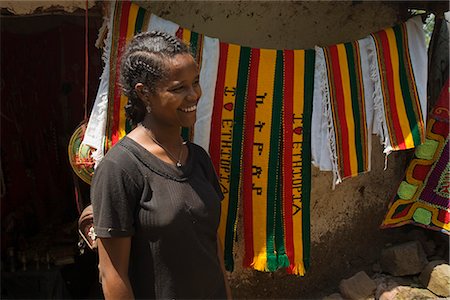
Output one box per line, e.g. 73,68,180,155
140,115,183,147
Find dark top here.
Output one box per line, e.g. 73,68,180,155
91,136,226,299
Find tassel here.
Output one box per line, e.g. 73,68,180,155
267,253,278,272
288,263,306,276
251,254,268,272
277,253,290,269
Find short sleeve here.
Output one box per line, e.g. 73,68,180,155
196,146,224,201
91,158,141,238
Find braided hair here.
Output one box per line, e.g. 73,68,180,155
120,31,190,125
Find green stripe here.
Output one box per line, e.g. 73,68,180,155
345,42,364,173
224,46,251,272
301,49,315,270
393,24,421,146
266,50,284,271
190,31,199,59
134,7,146,34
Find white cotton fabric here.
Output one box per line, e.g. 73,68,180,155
406,16,427,126
146,14,179,36
82,1,116,166
194,36,220,153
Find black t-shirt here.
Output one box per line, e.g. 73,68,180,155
91,136,226,299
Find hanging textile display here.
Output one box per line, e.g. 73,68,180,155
370,16,427,154
82,0,430,275
381,80,450,234
105,1,150,151
241,49,314,274
208,43,250,271
321,40,371,183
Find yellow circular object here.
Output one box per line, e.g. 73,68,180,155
68,122,95,185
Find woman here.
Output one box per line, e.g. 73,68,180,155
91,31,231,299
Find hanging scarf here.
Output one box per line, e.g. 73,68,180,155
370,16,427,153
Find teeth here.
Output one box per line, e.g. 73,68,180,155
180,105,197,113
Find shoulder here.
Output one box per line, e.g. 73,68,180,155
93,138,142,184
189,142,210,160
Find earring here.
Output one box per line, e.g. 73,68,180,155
146,105,152,113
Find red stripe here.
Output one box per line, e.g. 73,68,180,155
328,45,351,177
111,1,131,145
378,30,405,149
283,50,295,269
242,48,259,267
209,42,228,173
175,27,183,38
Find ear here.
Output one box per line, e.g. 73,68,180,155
134,83,150,101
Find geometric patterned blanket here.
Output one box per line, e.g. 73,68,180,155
381,80,450,234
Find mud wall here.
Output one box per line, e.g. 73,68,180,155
2,1,414,298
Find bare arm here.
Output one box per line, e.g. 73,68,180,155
217,236,232,300
97,237,134,300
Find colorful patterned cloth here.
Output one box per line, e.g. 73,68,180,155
381,80,449,234
321,40,371,182
370,16,427,154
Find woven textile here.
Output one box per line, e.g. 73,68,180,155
323,40,370,181
105,1,149,151
370,16,427,153
381,80,449,234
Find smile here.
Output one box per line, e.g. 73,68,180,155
179,105,197,113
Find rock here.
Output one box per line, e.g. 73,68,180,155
373,275,416,300
406,229,428,244
339,271,376,300
372,262,382,273
419,260,450,297
422,239,437,257
380,241,428,276
391,286,437,300
323,293,344,300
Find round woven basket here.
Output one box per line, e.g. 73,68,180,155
68,122,95,185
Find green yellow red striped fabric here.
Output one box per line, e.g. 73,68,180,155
209,43,248,271
209,45,314,273
105,1,149,151
371,22,425,151
323,41,369,180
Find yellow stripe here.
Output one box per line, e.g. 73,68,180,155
291,50,305,274
181,28,191,46
218,44,240,246
337,44,357,176
251,49,277,271
385,28,414,149
118,4,139,140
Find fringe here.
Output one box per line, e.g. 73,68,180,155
367,37,392,156
267,253,278,272
288,263,306,276
316,46,341,188
251,254,268,272
277,253,290,269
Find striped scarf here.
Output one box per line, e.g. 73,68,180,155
370,16,427,154
209,44,314,273
105,1,150,151
322,41,370,181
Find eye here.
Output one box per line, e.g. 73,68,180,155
169,85,184,92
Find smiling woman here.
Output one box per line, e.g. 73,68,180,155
91,31,231,299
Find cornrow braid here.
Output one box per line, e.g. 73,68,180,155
119,30,191,125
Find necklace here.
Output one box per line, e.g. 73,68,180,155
140,124,187,168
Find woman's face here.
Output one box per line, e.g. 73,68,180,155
149,53,201,128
